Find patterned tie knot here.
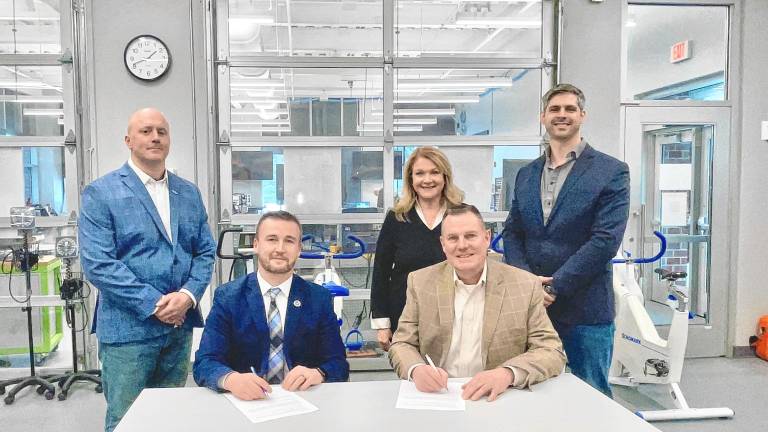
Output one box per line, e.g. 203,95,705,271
268,287,281,301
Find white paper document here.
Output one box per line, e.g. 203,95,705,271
395,379,467,411
224,388,318,423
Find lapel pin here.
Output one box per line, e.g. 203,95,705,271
293,299,302,308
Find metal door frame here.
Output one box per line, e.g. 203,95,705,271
623,106,731,357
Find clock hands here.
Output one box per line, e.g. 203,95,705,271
131,50,162,68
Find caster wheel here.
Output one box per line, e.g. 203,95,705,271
95,385,103,393
5,395,14,404
36,386,46,395
58,392,67,401
44,389,55,400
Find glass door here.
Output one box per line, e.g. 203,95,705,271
623,106,730,357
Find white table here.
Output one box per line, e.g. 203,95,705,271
116,374,660,432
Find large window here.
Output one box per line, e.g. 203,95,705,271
0,0,76,220
216,0,554,236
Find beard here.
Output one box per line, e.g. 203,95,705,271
258,255,295,274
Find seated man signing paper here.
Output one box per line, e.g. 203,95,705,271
193,211,349,400
389,204,566,401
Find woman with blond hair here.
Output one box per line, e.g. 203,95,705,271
370,147,464,351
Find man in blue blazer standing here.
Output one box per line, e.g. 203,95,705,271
502,84,629,397
79,108,216,431
193,211,348,400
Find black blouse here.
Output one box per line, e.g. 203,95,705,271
370,208,446,331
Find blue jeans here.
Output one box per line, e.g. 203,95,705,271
553,321,615,398
99,328,192,432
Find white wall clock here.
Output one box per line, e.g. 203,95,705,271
124,35,171,81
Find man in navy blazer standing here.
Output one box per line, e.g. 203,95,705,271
193,211,348,400
79,108,216,431
502,84,629,397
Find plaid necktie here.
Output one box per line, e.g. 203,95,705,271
265,287,286,384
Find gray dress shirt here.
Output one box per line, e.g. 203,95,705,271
541,139,587,224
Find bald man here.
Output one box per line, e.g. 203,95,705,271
79,108,216,432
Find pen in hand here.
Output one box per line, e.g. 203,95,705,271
250,366,270,398
424,354,447,392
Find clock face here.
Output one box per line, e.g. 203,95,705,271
124,35,171,81
55,237,78,259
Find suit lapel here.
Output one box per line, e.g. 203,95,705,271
481,262,505,364
547,145,596,224
168,173,181,246
527,156,546,227
437,265,455,366
245,274,269,333
283,275,306,360
119,163,173,245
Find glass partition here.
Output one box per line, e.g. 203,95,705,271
229,67,383,137
227,0,383,57
393,68,541,136
395,0,542,58
626,5,728,101
0,66,65,136
231,146,384,215
0,0,61,54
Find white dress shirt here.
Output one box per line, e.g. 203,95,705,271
256,271,293,328
219,271,293,390
370,202,446,331
127,159,196,307
443,265,488,378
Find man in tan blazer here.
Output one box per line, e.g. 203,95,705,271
389,204,566,402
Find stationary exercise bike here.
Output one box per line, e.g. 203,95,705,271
300,235,367,351
609,231,734,421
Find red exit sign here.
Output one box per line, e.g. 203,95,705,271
670,40,691,63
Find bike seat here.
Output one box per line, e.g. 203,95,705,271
654,268,688,281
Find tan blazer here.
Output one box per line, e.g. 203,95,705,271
389,259,566,388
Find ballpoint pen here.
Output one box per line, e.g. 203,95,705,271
424,354,447,391
250,366,270,398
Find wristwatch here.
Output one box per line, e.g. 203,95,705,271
315,367,327,380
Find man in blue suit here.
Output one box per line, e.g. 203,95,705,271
193,211,348,400
79,108,216,431
502,84,629,397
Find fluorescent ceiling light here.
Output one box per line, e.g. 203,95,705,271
395,96,480,104
1,96,63,103
357,125,423,132
231,79,285,88
396,88,487,94
0,16,60,22
228,16,275,25
231,98,286,104
364,118,437,125
232,120,291,126
232,126,292,133
0,81,55,89
398,79,512,88
454,18,541,28
232,109,289,117
373,109,456,117
23,108,63,116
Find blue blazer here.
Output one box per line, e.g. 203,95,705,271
79,163,216,343
193,273,349,390
502,144,629,326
